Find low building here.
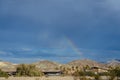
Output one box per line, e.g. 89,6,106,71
42,70,63,76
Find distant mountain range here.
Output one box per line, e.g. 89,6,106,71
114,59,120,62
0,59,120,71
67,59,107,68
107,59,120,67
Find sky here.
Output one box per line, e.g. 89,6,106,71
0,0,120,63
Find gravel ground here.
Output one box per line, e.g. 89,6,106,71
0,76,119,80
0,76,74,80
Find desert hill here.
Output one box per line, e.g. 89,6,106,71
67,59,106,68
0,61,17,72
0,59,120,72
107,59,120,67
32,60,61,71
0,61,16,68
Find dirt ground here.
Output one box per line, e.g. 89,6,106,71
0,76,119,80
0,76,74,80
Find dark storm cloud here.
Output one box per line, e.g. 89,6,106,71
0,0,120,63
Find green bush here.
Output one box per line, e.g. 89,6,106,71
16,64,44,77
94,74,99,80
0,69,9,78
84,71,95,76
108,67,120,80
98,72,109,76
73,70,95,77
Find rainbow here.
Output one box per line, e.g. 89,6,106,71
64,36,83,56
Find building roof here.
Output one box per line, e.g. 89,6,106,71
42,70,62,73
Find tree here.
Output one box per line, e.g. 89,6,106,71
0,69,9,78
108,67,120,80
94,74,99,80
16,64,44,77
75,66,79,71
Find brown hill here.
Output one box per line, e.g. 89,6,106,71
32,60,61,71
0,61,16,68
0,61,17,72
107,60,120,67
67,59,106,68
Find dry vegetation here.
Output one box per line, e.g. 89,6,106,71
0,60,120,80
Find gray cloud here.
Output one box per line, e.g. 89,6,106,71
0,0,120,48
0,0,120,63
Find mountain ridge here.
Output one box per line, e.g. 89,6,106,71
0,59,120,71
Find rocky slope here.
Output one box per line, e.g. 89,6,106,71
32,60,61,71
0,61,16,68
107,59,120,67
0,59,120,71
0,61,17,72
67,59,106,68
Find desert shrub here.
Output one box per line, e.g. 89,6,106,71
16,64,44,77
108,67,120,80
98,72,109,76
94,74,99,80
84,71,95,76
0,69,9,78
73,70,84,76
73,70,95,77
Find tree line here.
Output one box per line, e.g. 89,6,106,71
59,65,120,80
0,64,44,78
0,64,120,80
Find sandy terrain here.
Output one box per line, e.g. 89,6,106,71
0,76,74,80
0,76,119,80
